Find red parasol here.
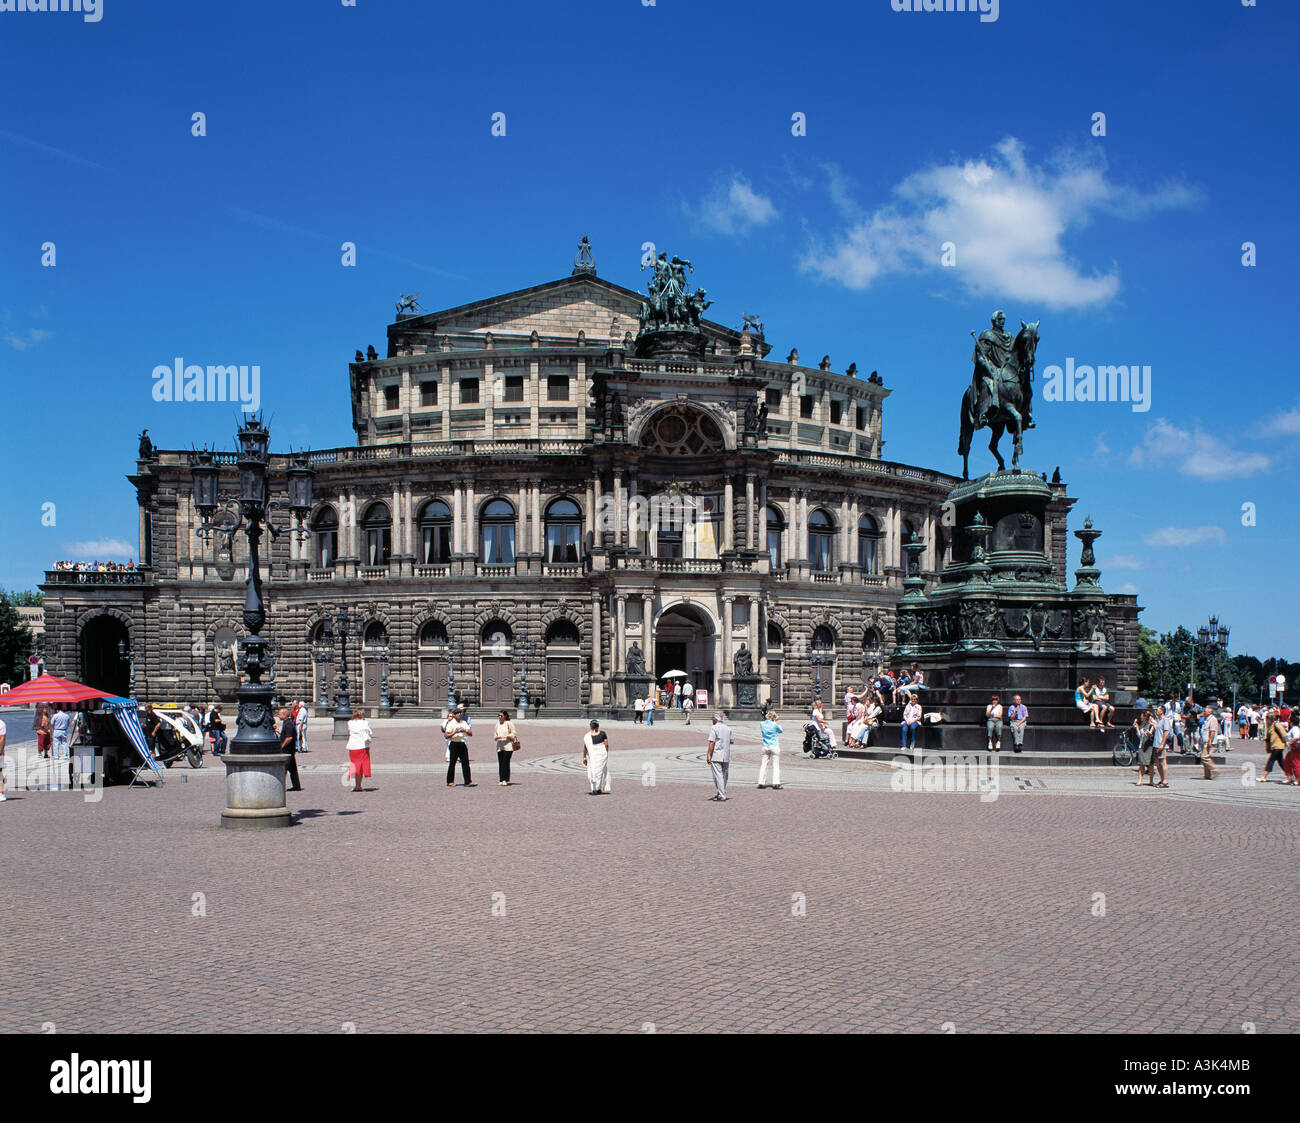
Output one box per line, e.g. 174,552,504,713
0,675,115,708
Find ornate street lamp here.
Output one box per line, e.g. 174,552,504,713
332,602,356,739
1190,615,1230,699
377,646,392,717
517,642,529,721
446,649,457,716
313,612,334,712
189,416,312,829
117,638,136,700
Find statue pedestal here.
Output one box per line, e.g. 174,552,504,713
213,675,238,702
615,674,652,708
734,675,762,709
893,469,1121,755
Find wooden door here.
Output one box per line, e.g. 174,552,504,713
768,658,783,706
481,657,514,709
546,658,580,706
361,658,380,705
419,658,449,706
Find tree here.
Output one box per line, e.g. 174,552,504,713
0,593,34,686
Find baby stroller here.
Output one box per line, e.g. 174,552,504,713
802,722,838,759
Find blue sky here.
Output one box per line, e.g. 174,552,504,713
1,0,1296,656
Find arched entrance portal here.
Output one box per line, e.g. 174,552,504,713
80,615,130,697
653,604,715,702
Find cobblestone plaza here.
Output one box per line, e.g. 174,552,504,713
2,718,1296,1034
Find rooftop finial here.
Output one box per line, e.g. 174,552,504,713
572,235,596,276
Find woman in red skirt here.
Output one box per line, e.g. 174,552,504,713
345,715,374,792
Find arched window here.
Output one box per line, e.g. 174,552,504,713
481,620,513,654
811,625,836,654
863,626,883,669
767,622,784,651
480,499,516,565
766,505,785,569
362,502,392,566
417,499,452,565
544,497,582,563
545,619,581,647
419,620,449,648
312,506,338,568
858,513,880,574
808,509,836,573
363,621,389,648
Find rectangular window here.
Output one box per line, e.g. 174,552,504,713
383,385,399,411
765,388,782,409
800,395,815,419
421,525,451,564
545,523,581,563
365,528,391,566
830,400,843,425
502,375,525,403
732,601,749,629
420,381,438,407
627,598,644,626
767,529,782,569
547,374,570,401
482,525,516,566
856,405,867,430
459,378,480,404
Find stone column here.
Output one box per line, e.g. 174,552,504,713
518,480,529,560
721,596,734,705
724,477,734,552
798,491,809,562
590,592,604,704
466,483,477,563
745,474,756,549
613,470,624,545
531,481,541,555
452,484,464,555
839,497,851,564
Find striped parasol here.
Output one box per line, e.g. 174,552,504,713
0,675,116,709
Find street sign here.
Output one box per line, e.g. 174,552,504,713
27,656,38,665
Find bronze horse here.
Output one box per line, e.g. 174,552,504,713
958,320,1039,479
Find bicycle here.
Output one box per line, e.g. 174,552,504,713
1112,727,1141,767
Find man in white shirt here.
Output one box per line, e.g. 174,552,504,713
443,705,475,787
706,713,733,801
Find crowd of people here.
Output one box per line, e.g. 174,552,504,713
51,559,136,573
1128,700,1300,787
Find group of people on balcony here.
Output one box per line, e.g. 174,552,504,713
52,558,136,574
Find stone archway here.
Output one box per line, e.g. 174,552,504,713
653,602,717,704
80,614,131,697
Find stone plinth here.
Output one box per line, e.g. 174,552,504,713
220,752,291,830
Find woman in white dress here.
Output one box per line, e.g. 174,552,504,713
346,715,374,792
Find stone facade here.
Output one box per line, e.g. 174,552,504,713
40,255,1142,713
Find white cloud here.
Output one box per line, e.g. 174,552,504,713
685,175,779,237
1142,526,1227,548
6,328,52,351
1115,582,1140,594
62,538,136,559
1273,407,1300,435
1128,417,1270,479
800,137,1201,310
1106,554,1144,570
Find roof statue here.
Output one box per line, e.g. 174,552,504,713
395,293,423,317
572,235,596,276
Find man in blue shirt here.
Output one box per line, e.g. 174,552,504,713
1008,695,1028,753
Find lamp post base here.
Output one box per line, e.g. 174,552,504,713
220,752,292,830
333,715,353,740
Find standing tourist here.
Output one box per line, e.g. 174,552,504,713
34,704,51,759
706,712,733,801
901,694,922,751
682,680,693,709
206,704,227,755
1248,705,1260,741
757,710,783,790
634,696,644,724
346,713,373,792
1133,709,1155,786
682,692,695,726
295,700,310,753
1008,694,1028,753
50,707,73,783
443,704,475,788
985,694,1004,753
278,707,304,792
672,681,681,709
493,710,518,786
1197,704,1221,779
1151,704,1172,789
583,719,611,795
644,690,656,726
